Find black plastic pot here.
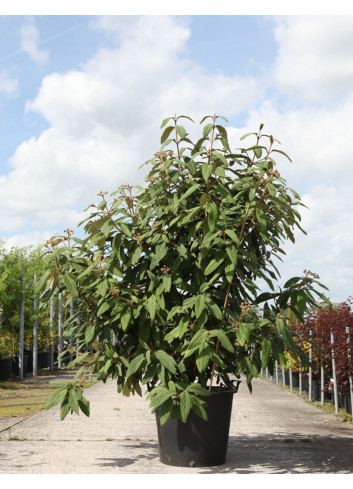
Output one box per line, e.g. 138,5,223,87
12,355,28,377
285,371,300,388
156,383,240,467
0,358,13,380
25,350,33,372
38,351,51,369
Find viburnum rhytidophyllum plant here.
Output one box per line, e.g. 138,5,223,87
39,115,328,423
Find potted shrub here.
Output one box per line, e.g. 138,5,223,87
39,115,328,466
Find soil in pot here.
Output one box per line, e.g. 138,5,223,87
156,384,240,467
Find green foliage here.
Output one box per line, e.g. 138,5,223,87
0,243,52,356
39,115,328,423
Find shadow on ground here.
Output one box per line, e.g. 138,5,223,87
96,442,158,468
94,434,353,474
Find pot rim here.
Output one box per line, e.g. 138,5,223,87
207,380,241,395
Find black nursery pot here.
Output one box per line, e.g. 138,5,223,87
156,383,240,467
12,355,28,377
38,351,51,369
0,358,13,380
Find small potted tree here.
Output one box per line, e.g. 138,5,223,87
39,115,328,467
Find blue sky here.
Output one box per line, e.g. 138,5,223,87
1,10,353,303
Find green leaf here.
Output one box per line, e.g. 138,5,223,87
295,290,306,314
46,388,67,410
239,132,256,141
201,164,212,183
147,295,157,320
97,280,109,298
155,350,177,374
178,317,189,339
159,398,173,426
206,299,223,320
271,149,292,162
178,115,195,123
195,294,205,319
203,123,214,137
126,353,145,378
97,301,110,317
175,125,187,139
212,330,234,353
187,384,210,396
85,324,96,344
191,400,208,421
200,194,208,207
226,246,238,265
180,206,201,226
121,307,131,331
200,115,212,124
131,246,142,265
221,137,231,153
256,208,267,228
255,292,275,304
204,256,223,276
236,323,249,346
120,222,132,237
180,390,192,422
179,183,200,202
225,261,235,283
253,146,262,158
148,388,173,413
78,397,90,417
162,274,172,293
60,401,70,420
160,117,173,129
160,125,174,144
196,343,211,373
62,274,78,297
206,201,219,232
187,329,209,350
69,389,80,415
284,276,302,288
216,124,228,140
211,150,228,166
225,229,239,245
34,269,52,294
261,338,271,368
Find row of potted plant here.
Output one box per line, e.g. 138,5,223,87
290,300,353,394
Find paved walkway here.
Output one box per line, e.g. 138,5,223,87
0,374,353,474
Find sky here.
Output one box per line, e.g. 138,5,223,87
1,4,353,303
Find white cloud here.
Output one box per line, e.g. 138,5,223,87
231,94,353,193
2,15,353,302
276,184,353,303
1,16,260,242
4,230,54,250
0,69,18,96
226,93,353,302
273,16,353,103
20,16,49,65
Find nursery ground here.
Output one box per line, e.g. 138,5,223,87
0,373,353,474
0,370,81,419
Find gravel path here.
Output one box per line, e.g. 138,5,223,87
1,374,353,474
